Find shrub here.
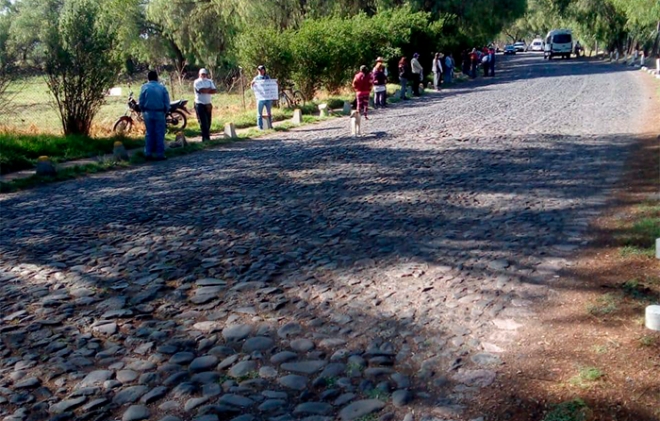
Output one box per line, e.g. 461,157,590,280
43,0,121,136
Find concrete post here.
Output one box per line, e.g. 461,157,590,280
656,238,660,259
113,141,129,161
615,50,619,62
342,101,352,115
318,103,328,118
646,305,660,331
292,109,303,125
640,51,645,67
36,156,56,177
656,59,660,74
262,118,272,130
224,122,237,138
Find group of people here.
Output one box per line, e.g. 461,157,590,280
138,65,270,160
351,52,457,119
140,50,494,159
461,47,496,78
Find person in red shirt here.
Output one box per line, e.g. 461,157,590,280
352,65,373,119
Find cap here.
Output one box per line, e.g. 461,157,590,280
360,65,368,72
376,57,384,62
413,53,419,58
257,65,265,70
199,68,209,75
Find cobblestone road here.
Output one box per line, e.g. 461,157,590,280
0,55,650,421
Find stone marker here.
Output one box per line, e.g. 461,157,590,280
224,122,237,138
113,141,129,161
645,305,660,331
656,238,660,259
36,156,56,177
262,117,272,130
318,103,328,118
292,109,303,124
342,101,352,115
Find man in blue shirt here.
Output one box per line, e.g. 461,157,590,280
139,70,170,161
251,65,272,130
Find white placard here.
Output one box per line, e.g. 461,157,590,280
252,79,279,101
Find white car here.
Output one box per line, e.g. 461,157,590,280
528,39,544,52
513,42,526,52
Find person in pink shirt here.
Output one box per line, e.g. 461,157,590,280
352,65,373,119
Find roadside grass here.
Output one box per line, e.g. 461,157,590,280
616,200,660,258
0,132,144,174
568,367,605,389
585,293,619,316
543,398,591,421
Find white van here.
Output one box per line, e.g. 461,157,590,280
544,30,573,59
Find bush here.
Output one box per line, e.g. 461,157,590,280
236,7,444,99
43,0,121,136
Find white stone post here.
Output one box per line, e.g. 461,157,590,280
615,50,619,62
656,59,660,74
342,101,352,115
292,109,303,125
318,103,328,118
224,122,237,138
656,238,660,259
640,51,645,67
646,305,660,331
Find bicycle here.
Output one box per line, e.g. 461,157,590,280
277,82,305,109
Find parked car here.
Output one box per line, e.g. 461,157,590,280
504,45,516,55
513,41,526,52
528,38,544,52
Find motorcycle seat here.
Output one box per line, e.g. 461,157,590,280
170,100,185,107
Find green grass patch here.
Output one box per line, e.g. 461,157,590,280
569,367,604,389
639,335,657,347
586,293,619,316
543,398,591,421
0,132,143,174
619,245,655,258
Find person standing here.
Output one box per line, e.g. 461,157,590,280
410,53,423,96
139,70,170,161
193,68,217,142
251,65,272,130
488,47,496,77
352,65,373,119
445,53,454,84
398,57,409,100
470,48,478,78
432,53,443,90
372,61,387,108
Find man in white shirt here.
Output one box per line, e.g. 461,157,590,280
193,68,217,141
411,53,423,96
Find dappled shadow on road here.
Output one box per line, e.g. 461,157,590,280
0,125,654,418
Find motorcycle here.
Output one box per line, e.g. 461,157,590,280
112,91,190,134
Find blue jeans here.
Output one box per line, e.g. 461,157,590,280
399,78,407,98
257,100,272,130
445,69,453,84
143,113,166,158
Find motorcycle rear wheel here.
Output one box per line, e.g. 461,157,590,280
112,117,133,134
167,111,187,131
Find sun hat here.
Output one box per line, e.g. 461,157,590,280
199,68,209,75
257,65,266,70
376,57,384,62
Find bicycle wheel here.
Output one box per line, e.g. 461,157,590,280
278,92,290,109
292,91,306,107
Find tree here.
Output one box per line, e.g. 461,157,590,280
0,3,14,114
43,0,121,136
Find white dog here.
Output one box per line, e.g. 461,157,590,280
350,110,361,137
